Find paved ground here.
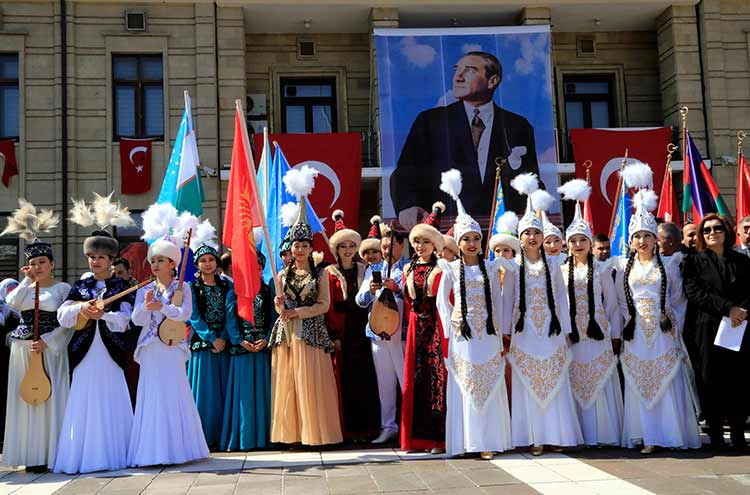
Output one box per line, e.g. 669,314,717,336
1,436,749,495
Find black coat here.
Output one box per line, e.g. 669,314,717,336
682,249,750,397
390,101,539,218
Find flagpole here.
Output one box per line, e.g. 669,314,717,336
484,157,506,259
272,141,338,260
235,99,282,295
607,150,628,247
262,127,270,203
680,106,689,225
738,130,746,242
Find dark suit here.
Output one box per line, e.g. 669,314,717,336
390,100,539,219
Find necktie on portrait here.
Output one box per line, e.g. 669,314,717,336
471,108,485,152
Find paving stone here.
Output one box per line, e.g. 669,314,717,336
370,469,429,492
462,468,520,486
281,477,328,495
186,485,236,495
322,464,370,478
98,474,156,493
480,485,539,495
416,470,475,490
53,477,111,494
192,472,240,486
327,475,380,494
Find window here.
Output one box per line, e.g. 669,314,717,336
280,77,337,133
0,54,19,140
113,55,163,140
0,213,19,280
562,74,616,161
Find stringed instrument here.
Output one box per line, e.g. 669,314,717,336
19,281,52,406
158,228,192,346
72,279,152,331
370,223,401,339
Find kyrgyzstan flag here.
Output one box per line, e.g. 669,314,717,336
736,151,750,245
119,137,153,194
657,163,680,225
223,106,263,322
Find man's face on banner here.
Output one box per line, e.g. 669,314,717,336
452,54,499,103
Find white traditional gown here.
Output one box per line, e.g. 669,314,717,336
53,279,134,474
615,256,701,449
3,278,71,468
561,260,623,446
504,256,583,448
436,258,512,457
128,280,209,467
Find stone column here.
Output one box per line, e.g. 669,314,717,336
656,5,707,154
519,7,551,26
368,7,398,219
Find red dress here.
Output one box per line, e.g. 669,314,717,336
325,263,381,439
400,261,447,451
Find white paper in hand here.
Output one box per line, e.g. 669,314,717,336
714,316,747,352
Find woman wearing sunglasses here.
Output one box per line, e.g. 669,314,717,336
682,214,750,452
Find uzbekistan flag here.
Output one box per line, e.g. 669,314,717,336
682,130,728,222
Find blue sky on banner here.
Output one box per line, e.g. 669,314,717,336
609,180,633,257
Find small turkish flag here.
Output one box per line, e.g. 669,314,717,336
0,140,19,188
119,137,153,194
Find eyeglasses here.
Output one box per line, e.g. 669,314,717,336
702,225,726,235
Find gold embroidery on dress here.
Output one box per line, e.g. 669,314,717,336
510,345,567,404
527,287,548,335
621,348,681,405
635,297,657,347
570,267,609,340
569,350,614,407
448,349,504,409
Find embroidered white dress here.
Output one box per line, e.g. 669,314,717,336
615,257,701,449
504,257,583,448
561,261,623,446
436,259,512,457
53,280,134,474
128,280,209,467
3,278,71,468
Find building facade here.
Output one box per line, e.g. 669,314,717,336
0,0,748,279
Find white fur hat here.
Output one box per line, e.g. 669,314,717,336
629,189,659,239
147,238,181,264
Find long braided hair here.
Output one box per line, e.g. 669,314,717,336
515,247,562,337
458,250,496,339
406,250,437,300
622,245,672,341
566,252,605,342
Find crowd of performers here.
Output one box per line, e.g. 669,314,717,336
0,161,747,475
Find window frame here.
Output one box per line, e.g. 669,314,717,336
562,74,616,130
0,53,20,141
112,54,164,141
0,212,19,280
279,76,338,133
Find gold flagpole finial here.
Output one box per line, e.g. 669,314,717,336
666,143,677,170
738,130,746,152
583,159,592,184
680,106,689,126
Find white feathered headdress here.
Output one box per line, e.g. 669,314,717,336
440,168,481,241
282,166,318,242
1,199,60,242
558,178,593,241
511,172,543,236
628,189,659,239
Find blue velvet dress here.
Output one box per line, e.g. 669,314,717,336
220,281,275,451
187,277,234,449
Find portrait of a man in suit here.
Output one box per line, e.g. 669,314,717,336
389,51,540,229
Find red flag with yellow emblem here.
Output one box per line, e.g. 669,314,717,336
223,108,262,322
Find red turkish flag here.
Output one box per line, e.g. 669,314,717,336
570,127,672,236
224,108,262,323
253,133,362,259
119,138,153,194
657,164,680,226
736,152,750,245
0,140,19,187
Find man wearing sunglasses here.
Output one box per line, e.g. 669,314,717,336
733,215,750,257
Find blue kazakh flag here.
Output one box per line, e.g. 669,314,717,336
487,182,506,260
608,177,632,257
259,143,326,282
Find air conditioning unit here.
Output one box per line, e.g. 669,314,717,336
125,11,146,31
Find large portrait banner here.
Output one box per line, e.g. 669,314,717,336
375,25,558,230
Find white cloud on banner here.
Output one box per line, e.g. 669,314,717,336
462,43,482,53
435,89,457,108
513,34,552,99
400,37,436,69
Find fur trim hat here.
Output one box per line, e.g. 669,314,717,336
359,215,383,257
488,211,521,254
409,202,446,252
69,193,134,258
442,234,459,256
328,209,362,252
